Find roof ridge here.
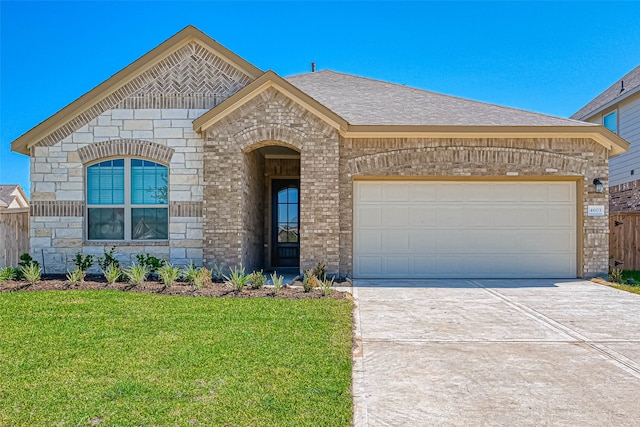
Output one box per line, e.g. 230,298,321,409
287,69,590,124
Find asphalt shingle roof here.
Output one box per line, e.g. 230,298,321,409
286,70,592,127
571,65,640,121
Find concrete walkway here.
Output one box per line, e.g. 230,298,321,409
352,279,640,426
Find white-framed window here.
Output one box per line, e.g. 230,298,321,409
86,158,168,241
603,110,617,134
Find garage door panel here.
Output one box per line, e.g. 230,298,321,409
547,206,575,227
382,183,409,201
356,184,381,202
382,230,409,251
353,181,577,279
408,207,435,227
549,183,575,202
410,231,437,251
356,230,382,253
381,206,409,227
356,206,382,227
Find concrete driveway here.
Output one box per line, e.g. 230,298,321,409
352,279,640,426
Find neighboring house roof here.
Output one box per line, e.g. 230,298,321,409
571,65,640,121
286,70,592,127
0,185,29,209
10,25,263,156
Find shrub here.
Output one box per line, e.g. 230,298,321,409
211,261,226,282
302,269,319,293
609,268,623,284
98,247,120,271
251,270,266,289
124,263,148,286
313,261,327,281
0,267,17,282
66,268,85,284
193,267,213,289
182,262,200,286
103,264,122,285
271,273,284,295
73,253,94,273
225,266,251,291
16,253,39,280
158,264,181,287
319,277,334,297
135,254,165,275
21,262,41,285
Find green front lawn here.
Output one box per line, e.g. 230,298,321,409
0,291,353,426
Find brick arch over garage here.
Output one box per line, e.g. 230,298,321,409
77,139,174,165
346,146,589,177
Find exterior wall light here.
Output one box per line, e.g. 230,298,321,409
593,178,604,193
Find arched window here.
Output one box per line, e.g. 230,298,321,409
86,159,168,241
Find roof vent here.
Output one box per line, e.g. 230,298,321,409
311,62,316,72
621,80,625,93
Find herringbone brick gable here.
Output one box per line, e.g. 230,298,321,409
36,42,253,149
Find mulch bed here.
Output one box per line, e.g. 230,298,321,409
0,275,351,299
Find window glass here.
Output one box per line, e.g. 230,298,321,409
87,160,125,204
131,161,168,204
604,111,617,133
88,208,124,240
132,208,168,240
87,158,168,241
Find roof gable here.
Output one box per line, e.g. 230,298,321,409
11,26,263,155
193,70,348,133
571,65,640,121
0,185,29,209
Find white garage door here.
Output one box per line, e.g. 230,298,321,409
353,181,577,279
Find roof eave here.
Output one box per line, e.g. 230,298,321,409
341,125,629,158
193,70,349,133
10,25,264,156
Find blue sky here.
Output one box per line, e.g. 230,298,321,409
1,1,639,196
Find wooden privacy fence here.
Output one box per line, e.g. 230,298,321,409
0,208,30,268
610,213,640,271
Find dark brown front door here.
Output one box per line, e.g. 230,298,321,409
271,179,300,268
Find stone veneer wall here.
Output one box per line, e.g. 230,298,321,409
338,137,610,278
29,108,207,273
202,87,340,273
610,179,640,213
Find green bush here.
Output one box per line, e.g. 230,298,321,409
21,262,41,285
135,254,165,275
0,267,17,282
103,264,122,285
124,264,148,286
158,264,181,287
270,273,284,295
66,268,85,284
251,270,266,289
73,253,94,272
182,262,200,286
302,269,319,293
193,267,212,289
97,247,120,271
16,253,39,280
609,268,623,284
319,277,334,297
225,266,251,291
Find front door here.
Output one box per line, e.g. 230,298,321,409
271,179,300,268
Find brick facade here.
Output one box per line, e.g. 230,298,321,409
610,179,640,213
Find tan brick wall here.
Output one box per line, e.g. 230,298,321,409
242,150,265,271
339,137,610,278
610,179,640,213
202,87,340,273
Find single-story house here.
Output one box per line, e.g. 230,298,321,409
10,26,629,278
